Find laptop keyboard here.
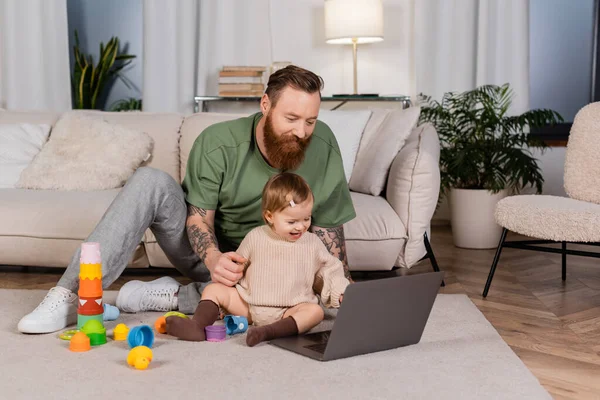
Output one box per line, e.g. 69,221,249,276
305,342,328,354
302,331,331,354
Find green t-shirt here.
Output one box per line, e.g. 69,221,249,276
182,112,356,252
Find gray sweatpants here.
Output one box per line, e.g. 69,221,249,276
57,167,211,314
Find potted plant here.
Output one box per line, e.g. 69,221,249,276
71,30,136,110
419,84,563,249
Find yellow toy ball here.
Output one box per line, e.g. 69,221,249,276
127,346,153,370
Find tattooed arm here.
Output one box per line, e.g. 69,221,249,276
186,204,246,286
310,225,352,281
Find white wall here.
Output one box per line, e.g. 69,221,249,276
67,0,143,110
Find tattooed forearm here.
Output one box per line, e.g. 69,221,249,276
186,204,218,262
187,204,207,217
186,223,218,262
311,225,351,280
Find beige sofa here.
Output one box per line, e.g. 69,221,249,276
0,109,440,272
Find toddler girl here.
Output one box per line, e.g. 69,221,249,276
166,172,350,346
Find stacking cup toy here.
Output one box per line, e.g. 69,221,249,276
224,315,249,335
205,325,226,342
127,325,154,348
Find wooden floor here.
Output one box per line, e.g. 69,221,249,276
2,226,600,399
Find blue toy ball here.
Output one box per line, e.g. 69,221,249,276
224,315,249,335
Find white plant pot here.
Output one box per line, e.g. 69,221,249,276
449,188,508,249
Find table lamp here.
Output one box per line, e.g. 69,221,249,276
324,0,384,96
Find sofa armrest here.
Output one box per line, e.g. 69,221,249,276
386,123,440,268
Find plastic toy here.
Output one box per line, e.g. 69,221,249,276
154,316,167,334
224,315,248,335
59,329,79,341
155,311,189,334
103,304,120,321
113,323,129,341
77,243,105,332
205,325,226,342
127,325,154,348
164,311,189,319
69,331,91,352
127,346,153,370
81,320,107,346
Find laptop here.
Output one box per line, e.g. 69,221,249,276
269,271,444,361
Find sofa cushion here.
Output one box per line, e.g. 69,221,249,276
345,192,406,241
179,112,247,182
350,107,421,196
16,114,154,191
344,192,406,270
317,110,372,182
386,123,441,267
0,188,120,239
0,123,50,188
72,111,184,182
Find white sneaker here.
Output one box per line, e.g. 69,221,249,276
116,276,180,313
18,286,78,334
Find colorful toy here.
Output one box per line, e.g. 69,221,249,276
224,315,248,335
77,242,105,333
81,320,107,346
154,316,167,334
164,311,189,319
127,325,154,348
127,346,153,370
69,331,91,352
113,323,129,341
103,303,120,321
205,325,226,342
155,311,189,334
59,329,80,341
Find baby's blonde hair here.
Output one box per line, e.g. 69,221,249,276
261,173,313,223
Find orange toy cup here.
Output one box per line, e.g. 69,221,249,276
154,316,167,334
69,331,91,352
78,278,102,298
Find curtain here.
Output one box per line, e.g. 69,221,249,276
142,0,271,113
0,0,71,111
414,0,530,113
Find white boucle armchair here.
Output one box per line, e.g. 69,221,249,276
483,102,600,297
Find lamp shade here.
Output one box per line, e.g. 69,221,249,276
325,0,384,44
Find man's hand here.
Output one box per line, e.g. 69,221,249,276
205,251,247,286
187,204,247,286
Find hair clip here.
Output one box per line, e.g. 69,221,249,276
285,193,296,207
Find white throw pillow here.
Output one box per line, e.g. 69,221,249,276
349,106,421,196
317,109,372,182
0,123,50,188
16,113,154,191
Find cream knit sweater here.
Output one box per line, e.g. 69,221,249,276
235,225,350,308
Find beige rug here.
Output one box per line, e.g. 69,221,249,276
0,290,550,400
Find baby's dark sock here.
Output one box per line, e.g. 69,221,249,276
246,316,299,347
166,299,219,341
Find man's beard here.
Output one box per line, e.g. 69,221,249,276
263,113,312,171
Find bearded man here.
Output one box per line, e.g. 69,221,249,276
18,65,356,334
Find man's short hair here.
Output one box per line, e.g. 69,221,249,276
265,65,324,107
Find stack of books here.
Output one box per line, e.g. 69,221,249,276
218,66,266,97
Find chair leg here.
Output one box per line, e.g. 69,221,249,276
562,241,567,281
483,228,508,298
424,232,445,287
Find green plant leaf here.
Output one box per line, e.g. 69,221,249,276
420,84,563,198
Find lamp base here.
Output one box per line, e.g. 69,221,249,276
332,93,380,98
